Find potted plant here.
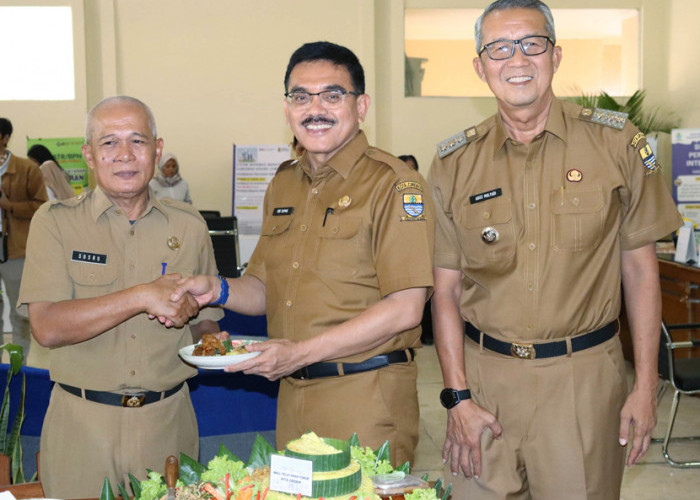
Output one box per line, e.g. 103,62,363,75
0,343,28,484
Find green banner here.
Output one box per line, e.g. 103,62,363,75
26,137,89,194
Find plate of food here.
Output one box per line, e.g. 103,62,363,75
179,334,265,369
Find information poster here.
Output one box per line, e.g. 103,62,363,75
233,144,291,235
26,137,89,194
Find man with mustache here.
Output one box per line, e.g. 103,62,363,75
429,0,682,498
172,41,434,465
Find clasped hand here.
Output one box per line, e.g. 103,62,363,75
146,274,200,327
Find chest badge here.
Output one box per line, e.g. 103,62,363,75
566,169,583,182
167,236,181,250
338,195,352,208
481,227,499,244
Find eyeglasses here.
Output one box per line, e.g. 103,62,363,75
479,35,553,60
284,89,359,108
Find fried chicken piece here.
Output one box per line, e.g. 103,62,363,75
193,333,226,356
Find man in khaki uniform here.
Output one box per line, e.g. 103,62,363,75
18,96,222,498
171,42,434,465
429,1,682,499
0,118,47,358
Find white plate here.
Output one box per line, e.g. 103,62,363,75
179,335,265,370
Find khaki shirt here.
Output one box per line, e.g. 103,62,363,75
18,186,223,391
430,99,683,341
245,131,434,362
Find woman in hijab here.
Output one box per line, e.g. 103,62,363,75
27,144,75,200
149,152,192,204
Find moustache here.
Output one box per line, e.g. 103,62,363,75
301,116,336,126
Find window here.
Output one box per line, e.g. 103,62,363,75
0,6,75,100
405,8,639,98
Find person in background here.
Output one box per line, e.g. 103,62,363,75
0,118,48,360
169,41,434,466
399,154,434,347
27,144,75,200
149,152,192,203
428,0,683,498
17,96,221,498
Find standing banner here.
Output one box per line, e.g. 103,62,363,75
233,144,291,235
26,137,89,194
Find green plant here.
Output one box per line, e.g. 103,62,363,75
0,343,27,484
570,89,681,134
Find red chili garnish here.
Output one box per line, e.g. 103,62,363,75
261,486,269,500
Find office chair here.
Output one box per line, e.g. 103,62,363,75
657,321,700,467
207,216,245,278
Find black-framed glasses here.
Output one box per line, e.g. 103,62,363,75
284,89,359,107
479,35,553,60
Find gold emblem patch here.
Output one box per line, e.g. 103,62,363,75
630,132,646,149
167,236,181,250
566,169,583,182
338,195,352,208
396,181,423,192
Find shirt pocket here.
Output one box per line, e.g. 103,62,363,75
68,263,118,299
458,197,516,269
550,187,604,252
315,215,363,277
258,215,294,272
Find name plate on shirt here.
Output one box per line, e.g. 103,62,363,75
71,251,108,265
270,454,313,497
469,188,502,204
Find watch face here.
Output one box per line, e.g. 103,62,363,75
440,388,456,409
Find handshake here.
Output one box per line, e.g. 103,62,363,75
146,274,223,328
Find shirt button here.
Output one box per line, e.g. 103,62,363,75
131,334,136,339
286,300,293,307
292,262,299,269
130,370,136,376
528,202,536,210
482,211,491,219
129,263,135,270
130,229,135,236
115,209,122,215
300,224,307,232
312,188,319,195
527,284,534,291
572,197,580,206
332,227,339,233
528,242,536,251
527,324,533,330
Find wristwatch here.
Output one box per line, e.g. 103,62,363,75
440,388,471,409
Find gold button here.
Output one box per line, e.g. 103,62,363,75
528,203,536,210
300,224,307,232
312,188,319,195
115,210,122,215
272,225,277,231
482,211,491,219
286,300,293,307
130,370,136,376
129,229,135,236
527,284,534,291
292,262,299,269
572,197,580,206
528,243,536,251
131,334,136,339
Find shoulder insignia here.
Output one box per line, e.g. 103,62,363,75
437,128,478,159
49,190,89,209
579,107,627,130
365,148,411,173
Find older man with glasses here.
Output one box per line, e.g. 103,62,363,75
429,0,682,498
172,41,434,466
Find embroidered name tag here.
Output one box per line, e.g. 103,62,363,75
273,207,294,216
71,251,107,265
469,188,502,204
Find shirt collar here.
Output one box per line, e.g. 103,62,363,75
492,98,567,157
90,186,167,223
297,130,367,181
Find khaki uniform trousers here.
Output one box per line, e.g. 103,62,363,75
446,335,628,500
277,362,419,467
40,383,198,499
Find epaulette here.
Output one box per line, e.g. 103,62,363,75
48,190,90,209
578,107,627,130
437,127,479,159
159,197,206,219
365,147,409,173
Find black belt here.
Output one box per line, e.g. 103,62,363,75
290,349,415,380
465,322,617,359
58,382,185,408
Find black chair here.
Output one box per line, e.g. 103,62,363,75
207,216,245,278
199,210,221,221
657,321,700,467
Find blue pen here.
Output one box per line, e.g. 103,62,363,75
161,262,167,275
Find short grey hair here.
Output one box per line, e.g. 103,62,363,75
85,95,157,143
475,0,556,54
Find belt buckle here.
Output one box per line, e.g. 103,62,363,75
510,342,536,360
122,393,146,407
